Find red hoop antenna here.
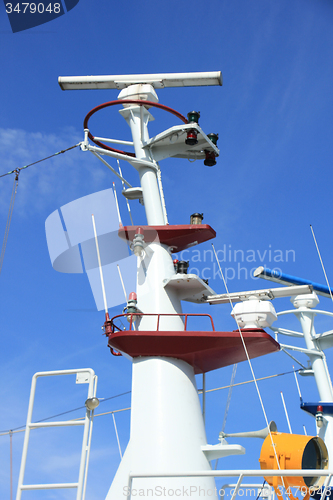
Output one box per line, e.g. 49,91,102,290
83,99,188,157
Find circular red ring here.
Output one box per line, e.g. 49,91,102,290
83,99,188,156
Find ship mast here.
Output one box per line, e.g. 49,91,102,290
107,78,214,498
58,72,280,499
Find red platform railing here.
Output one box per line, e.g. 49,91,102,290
110,313,216,334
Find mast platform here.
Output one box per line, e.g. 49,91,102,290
118,224,216,252
106,313,280,374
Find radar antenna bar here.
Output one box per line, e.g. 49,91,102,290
58,71,222,90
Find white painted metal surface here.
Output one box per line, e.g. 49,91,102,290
163,273,216,302
103,82,220,499
106,358,217,499
16,368,98,500
142,123,220,161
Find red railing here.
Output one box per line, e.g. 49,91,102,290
110,313,215,334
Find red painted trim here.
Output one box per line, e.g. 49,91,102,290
110,312,216,333
107,328,280,374
119,224,216,252
84,99,188,155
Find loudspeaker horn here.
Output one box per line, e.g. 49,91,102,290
220,421,277,440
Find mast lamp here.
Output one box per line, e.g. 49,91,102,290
316,405,324,428
204,151,217,167
58,71,223,90
185,111,200,145
207,133,219,145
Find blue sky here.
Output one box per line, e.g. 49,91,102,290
1,0,333,498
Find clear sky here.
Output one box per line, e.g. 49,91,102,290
1,0,333,498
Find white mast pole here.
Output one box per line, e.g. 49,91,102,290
105,84,217,500
291,294,333,482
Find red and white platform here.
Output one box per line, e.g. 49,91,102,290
106,313,280,374
118,224,216,252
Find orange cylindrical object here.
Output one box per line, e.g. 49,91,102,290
259,432,328,490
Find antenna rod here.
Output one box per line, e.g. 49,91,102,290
310,225,333,303
117,264,135,330
117,264,127,303
293,368,302,399
112,182,123,227
281,392,292,434
92,214,108,315
117,160,134,225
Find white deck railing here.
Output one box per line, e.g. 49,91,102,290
128,469,333,500
16,368,98,500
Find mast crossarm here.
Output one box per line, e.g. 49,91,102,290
279,343,325,357
270,326,305,338
88,151,133,188
83,143,158,171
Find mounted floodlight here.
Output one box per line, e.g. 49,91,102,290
206,284,313,304
254,266,333,298
259,432,328,500
58,71,223,90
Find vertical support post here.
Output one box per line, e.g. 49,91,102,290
106,85,215,500
297,310,333,401
10,430,13,500
292,296,333,486
203,373,206,425
16,374,37,500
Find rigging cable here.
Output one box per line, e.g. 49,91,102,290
215,362,237,470
221,363,238,434
0,370,298,437
0,172,19,276
0,143,80,179
0,143,80,277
